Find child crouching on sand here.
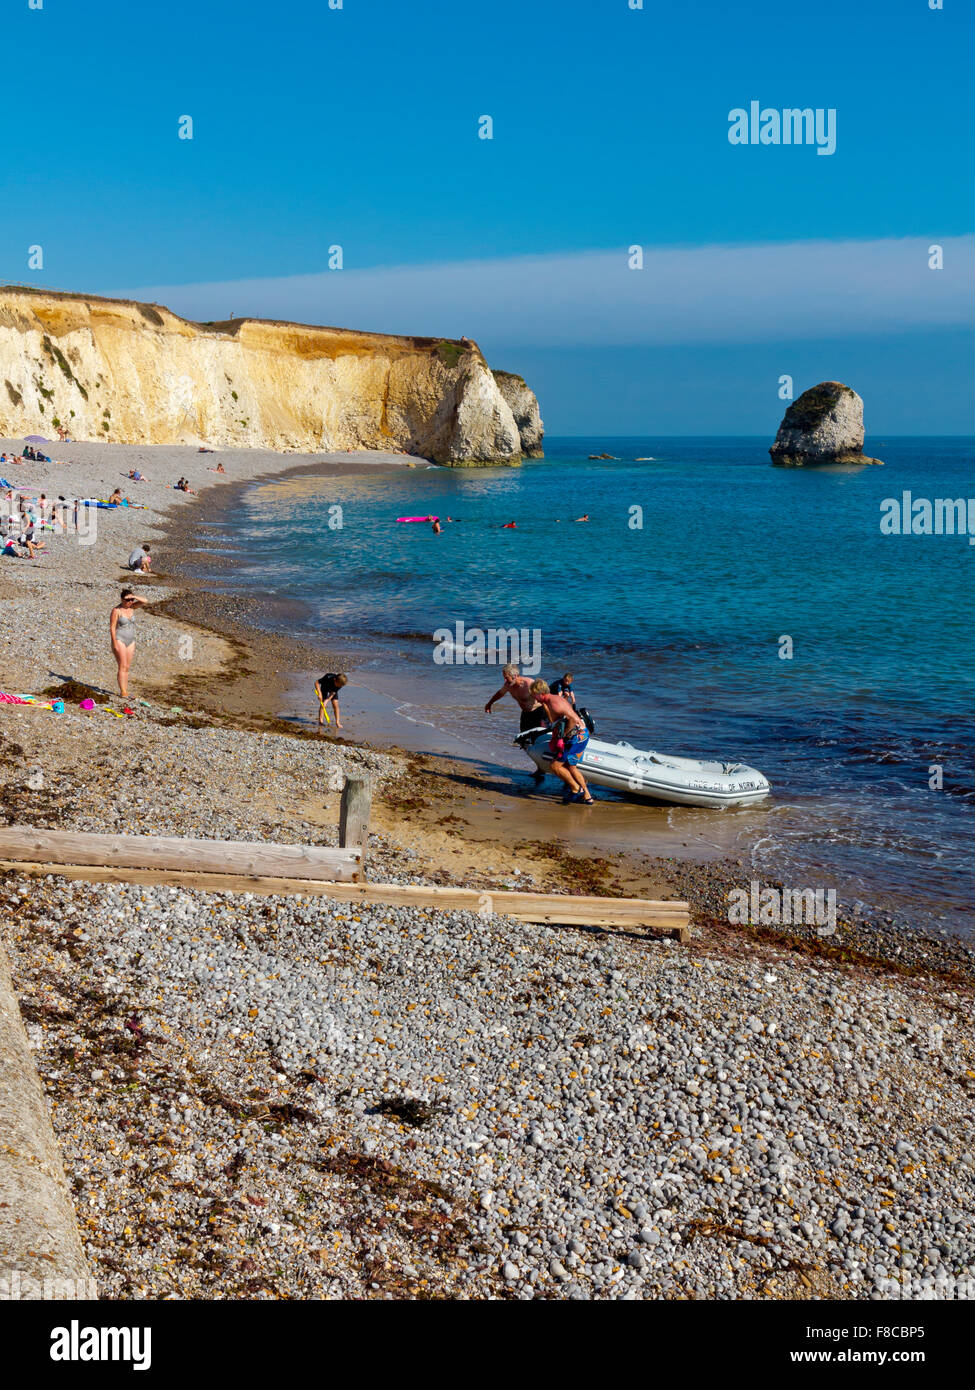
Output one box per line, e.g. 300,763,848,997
314,673,348,730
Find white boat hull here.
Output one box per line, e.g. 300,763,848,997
516,730,771,808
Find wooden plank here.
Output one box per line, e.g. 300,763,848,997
0,827,361,883
0,861,690,940
339,776,373,859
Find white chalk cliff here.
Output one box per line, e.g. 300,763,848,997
0,288,543,465
493,370,544,457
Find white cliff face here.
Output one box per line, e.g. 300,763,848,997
770,381,883,466
492,370,545,457
0,289,535,466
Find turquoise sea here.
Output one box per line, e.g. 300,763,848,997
187,438,975,938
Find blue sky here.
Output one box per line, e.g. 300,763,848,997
3,0,972,432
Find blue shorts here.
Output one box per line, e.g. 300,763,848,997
554,727,589,766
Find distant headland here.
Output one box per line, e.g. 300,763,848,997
0,285,542,466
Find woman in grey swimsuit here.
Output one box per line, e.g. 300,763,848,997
109,588,148,699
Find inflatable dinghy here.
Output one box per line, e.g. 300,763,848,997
515,725,771,808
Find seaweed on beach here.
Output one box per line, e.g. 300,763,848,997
369,1096,448,1128
312,1146,476,1296
703,914,975,989
40,679,110,704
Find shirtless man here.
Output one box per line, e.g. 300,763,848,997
485,664,545,729
485,664,548,782
529,679,593,804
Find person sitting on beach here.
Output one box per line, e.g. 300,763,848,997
314,673,348,730
529,679,593,805
207,461,226,473
126,544,152,573
128,469,146,482
174,477,197,494
3,533,40,559
550,672,578,708
108,487,126,506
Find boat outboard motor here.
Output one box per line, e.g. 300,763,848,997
578,707,596,734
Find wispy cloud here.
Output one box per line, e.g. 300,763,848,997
117,236,975,349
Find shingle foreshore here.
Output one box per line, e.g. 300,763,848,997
4,868,973,1301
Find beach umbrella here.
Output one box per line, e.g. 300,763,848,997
23,435,50,444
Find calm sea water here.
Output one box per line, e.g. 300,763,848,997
188,438,975,936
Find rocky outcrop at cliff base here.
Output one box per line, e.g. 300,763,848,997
0,287,543,466
493,370,544,457
770,381,883,467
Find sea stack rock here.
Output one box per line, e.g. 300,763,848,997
492,370,544,457
770,381,884,467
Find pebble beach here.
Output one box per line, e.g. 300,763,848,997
1,440,973,1301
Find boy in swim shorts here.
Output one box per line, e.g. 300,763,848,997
529,680,593,804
